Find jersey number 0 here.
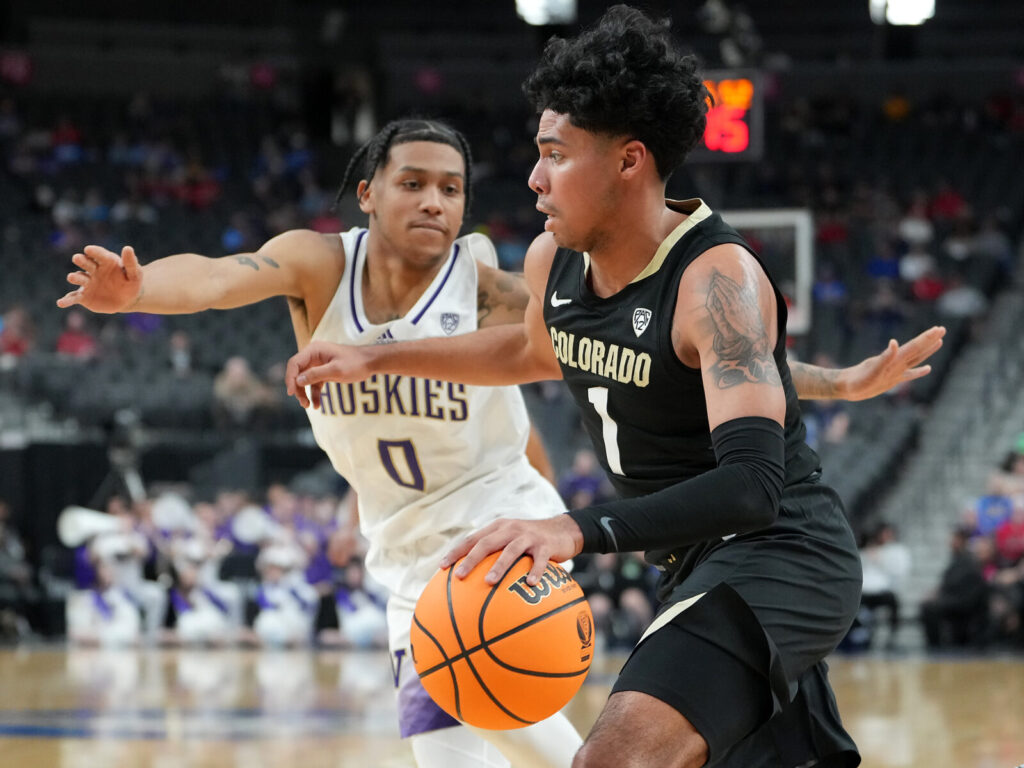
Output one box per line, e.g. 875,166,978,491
378,439,426,491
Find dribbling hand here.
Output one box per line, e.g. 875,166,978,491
440,515,585,587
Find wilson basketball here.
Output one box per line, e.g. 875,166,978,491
411,551,594,730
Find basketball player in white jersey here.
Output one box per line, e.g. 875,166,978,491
58,118,942,768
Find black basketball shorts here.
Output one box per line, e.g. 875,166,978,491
612,481,863,766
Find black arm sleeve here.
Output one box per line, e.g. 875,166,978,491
567,416,786,554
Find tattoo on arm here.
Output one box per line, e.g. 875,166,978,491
788,361,840,399
705,268,781,388
478,271,529,323
262,256,280,269
236,256,260,271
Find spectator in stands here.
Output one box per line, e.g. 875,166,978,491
909,266,945,304
212,356,279,429
970,213,1013,268
110,188,158,225
928,179,967,223
221,211,258,252
920,526,989,649
55,308,99,360
51,114,83,164
994,498,1024,567
936,271,988,320
251,543,317,648
0,97,21,144
51,189,82,229
319,555,388,650
557,449,613,510
990,449,1024,497
91,496,168,641
864,278,911,347
0,499,35,641
167,537,242,646
0,305,34,358
898,239,936,283
81,187,111,224
573,552,656,651
865,242,901,281
65,548,141,647
967,480,1014,538
896,193,934,248
971,535,1024,647
167,330,194,378
858,522,911,649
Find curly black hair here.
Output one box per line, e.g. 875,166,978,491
522,4,708,180
335,118,474,213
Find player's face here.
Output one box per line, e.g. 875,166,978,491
529,110,621,252
361,141,466,264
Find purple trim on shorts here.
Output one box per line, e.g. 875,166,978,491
397,667,460,737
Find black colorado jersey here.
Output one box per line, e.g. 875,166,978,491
542,198,820,500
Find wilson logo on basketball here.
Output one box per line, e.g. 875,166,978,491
506,562,573,605
576,611,593,661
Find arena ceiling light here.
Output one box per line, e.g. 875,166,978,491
869,0,936,25
516,0,577,26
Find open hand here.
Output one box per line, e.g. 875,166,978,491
843,325,946,401
56,245,143,313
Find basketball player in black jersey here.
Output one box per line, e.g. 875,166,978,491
63,106,938,768
285,6,938,766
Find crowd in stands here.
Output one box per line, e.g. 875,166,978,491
930,437,1024,650
0,74,1022,653
0,482,390,650
0,452,659,653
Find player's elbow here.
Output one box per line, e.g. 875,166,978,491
730,464,783,532
733,491,779,533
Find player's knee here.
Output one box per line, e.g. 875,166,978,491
573,718,708,768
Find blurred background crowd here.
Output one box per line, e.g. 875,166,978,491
0,0,1023,655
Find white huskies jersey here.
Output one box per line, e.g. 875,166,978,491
305,228,565,602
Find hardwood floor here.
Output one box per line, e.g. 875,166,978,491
0,646,1020,767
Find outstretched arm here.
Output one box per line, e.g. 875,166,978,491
285,234,564,408
790,326,946,401
56,230,331,315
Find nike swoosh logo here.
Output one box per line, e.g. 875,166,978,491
550,292,572,307
599,516,620,552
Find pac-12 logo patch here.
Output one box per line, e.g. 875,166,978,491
440,312,460,335
632,308,652,337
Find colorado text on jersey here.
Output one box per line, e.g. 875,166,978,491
548,326,652,387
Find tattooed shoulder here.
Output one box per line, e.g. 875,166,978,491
235,256,259,271
704,268,780,388
478,269,528,321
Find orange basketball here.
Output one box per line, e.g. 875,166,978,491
411,551,594,730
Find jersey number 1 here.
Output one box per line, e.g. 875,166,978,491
587,386,624,475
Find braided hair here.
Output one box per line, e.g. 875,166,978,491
335,118,474,214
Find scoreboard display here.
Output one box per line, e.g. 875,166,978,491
690,69,764,162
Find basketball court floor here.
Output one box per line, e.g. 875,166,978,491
0,645,1021,767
